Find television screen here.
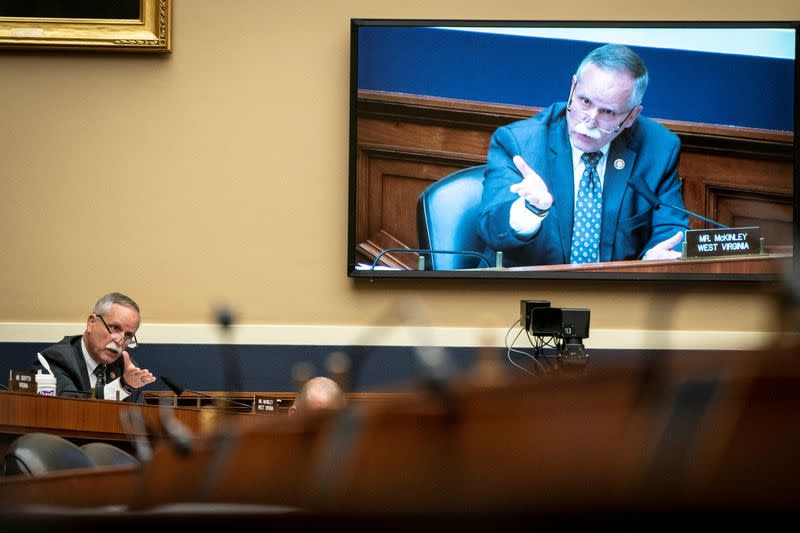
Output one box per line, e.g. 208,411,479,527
348,20,798,281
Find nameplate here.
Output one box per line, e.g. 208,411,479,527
9,370,36,394
254,395,280,415
684,227,761,259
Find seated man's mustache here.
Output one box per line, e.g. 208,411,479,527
105,343,122,354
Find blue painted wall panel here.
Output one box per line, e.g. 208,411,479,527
1,342,477,393
357,27,794,131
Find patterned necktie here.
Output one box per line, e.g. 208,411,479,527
94,364,106,400
570,152,603,264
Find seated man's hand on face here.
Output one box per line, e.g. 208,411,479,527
643,231,684,260
509,155,553,212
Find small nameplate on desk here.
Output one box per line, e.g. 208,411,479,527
9,370,36,394
684,227,761,258
254,395,280,414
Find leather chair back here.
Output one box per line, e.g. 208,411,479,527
81,442,140,467
3,432,96,476
416,165,487,270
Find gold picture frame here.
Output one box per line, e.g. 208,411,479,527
0,0,171,52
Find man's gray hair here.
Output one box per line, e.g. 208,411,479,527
93,292,140,316
576,43,649,108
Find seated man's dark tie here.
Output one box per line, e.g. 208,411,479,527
94,365,106,400
570,151,603,264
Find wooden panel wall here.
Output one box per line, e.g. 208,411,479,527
355,90,794,267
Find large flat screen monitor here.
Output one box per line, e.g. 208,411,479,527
348,20,798,281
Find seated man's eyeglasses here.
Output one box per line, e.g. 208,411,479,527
94,314,138,349
566,82,636,134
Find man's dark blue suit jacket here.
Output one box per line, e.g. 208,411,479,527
478,102,688,266
33,335,143,403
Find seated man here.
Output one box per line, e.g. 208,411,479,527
32,292,155,402
288,376,346,415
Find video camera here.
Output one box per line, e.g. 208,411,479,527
520,300,591,366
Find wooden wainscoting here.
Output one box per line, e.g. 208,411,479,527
355,90,794,267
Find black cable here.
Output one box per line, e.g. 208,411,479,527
505,319,546,375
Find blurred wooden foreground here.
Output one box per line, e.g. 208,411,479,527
1,345,799,524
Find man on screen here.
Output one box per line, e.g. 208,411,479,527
478,43,688,266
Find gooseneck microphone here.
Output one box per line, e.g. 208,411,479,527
627,176,729,229
157,394,194,456
371,247,498,270
160,375,186,395
160,375,252,411
216,304,242,394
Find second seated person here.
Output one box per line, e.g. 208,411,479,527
288,376,346,416
478,43,689,267
32,292,155,402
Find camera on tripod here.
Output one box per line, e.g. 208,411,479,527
520,300,591,366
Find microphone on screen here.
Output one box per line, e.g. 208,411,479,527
370,247,501,270
160,375,252,411
626,176,729,229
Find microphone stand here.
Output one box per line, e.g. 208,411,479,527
654,200,728,229
371,247,500,270
160,376,252,412
627,178,729,228
180,389,253,411
157,395,194,456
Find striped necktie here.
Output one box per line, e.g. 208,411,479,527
570,151,603,264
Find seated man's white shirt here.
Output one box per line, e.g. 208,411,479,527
81,338,130,401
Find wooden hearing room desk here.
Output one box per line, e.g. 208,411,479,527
363,251,792,277
501,251,792,276
0,391,254,456
0,391,260,513
2,347,800,526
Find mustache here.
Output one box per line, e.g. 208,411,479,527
574,121,603,139
105,342,122,354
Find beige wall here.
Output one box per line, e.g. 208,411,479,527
0,0,796,334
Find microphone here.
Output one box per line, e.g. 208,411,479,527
157,395,194,456
215,304,242,393
160,375,185,395
160,376,252,411
119,406,153,462
371,247,501,270
627,176,729,229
